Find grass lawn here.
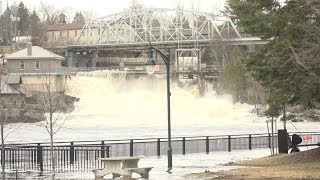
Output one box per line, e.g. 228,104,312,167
185,147,320,179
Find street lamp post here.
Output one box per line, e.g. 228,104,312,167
145,44,172,172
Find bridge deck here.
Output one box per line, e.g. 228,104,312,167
65,38,268,51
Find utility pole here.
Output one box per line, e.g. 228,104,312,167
0,0,2,15
10,15,20,51
0,0,2,45
10,15,12,50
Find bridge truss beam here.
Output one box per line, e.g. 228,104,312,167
75,8,244,46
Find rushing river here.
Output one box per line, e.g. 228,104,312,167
8,70,320,143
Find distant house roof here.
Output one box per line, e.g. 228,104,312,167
5,46,65,60
47,22,85,31
1,75,21,84
0,79,20,94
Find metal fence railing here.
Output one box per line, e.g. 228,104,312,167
1,132,319,173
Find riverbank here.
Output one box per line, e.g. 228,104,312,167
186,147,320,179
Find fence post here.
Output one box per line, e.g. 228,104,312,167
70,142,74,165
268,134,271,148
249,135,252,150
101,141,105,158
37,143,43,172
106,146,110,158
206,137,210,154
1,145,5,170
10,148,13,168
31,147,34,168
182,138,186,155
157,139,161,157
228,136,231,152
130,140,133,157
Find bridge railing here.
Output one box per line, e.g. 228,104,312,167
74,65,223,74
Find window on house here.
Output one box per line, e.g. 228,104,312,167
75,30,77,37
52,32,54,38
67,30,69,38
59,31,62,38
20,61,25,70
35,61,40,70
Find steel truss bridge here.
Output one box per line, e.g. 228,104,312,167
68,8,268,51
63,8,269,82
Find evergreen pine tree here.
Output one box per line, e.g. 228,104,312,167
220,46,246,102
73,12,85,23
0,7,12,45
17,2,30,36
228,0,320,110
29,10,46,46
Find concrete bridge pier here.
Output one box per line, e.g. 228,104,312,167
197,74,205,97
65,50,74,67
65,50,97,68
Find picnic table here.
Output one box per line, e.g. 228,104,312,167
92,156,153,179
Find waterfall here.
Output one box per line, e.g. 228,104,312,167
64,70,255,128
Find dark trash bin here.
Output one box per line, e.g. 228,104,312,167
278,129,289,153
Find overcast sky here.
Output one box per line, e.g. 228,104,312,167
6,0,226,17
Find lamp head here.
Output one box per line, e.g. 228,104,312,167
145,44,156,75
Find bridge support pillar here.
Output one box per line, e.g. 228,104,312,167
197,74,205,97
90,51,97,68
65,50,75,67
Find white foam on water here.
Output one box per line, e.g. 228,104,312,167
6,70,320,143
65,70,258,128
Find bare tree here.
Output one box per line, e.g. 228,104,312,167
128,0,145,10
58,7,75,23
40,2,95,24
22,69,75,178
39,2,59,24
0,74,28,179
80,10,96,20
266,117,277,155
44,36,67,49
175,0,184,10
